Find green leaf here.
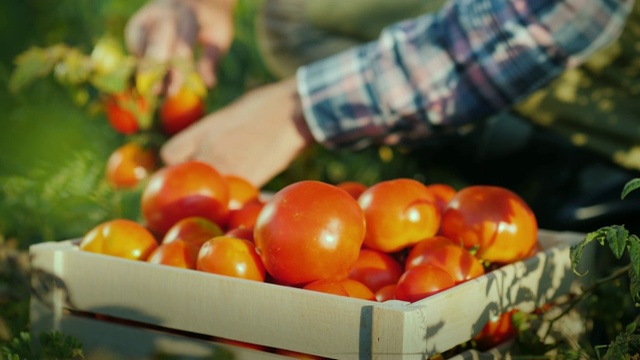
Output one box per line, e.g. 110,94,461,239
607,225,629,259
630,267,640,307
621,178,640,199
570,228,607,276
9,45,68,94
53,48,92,85
628,235,640,280
89,58,136,94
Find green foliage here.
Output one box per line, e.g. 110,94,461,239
0,331,84,360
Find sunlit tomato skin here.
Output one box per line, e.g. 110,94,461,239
394,264,455,303
106,142,157,189
224,174,260,210
336,181,368,200
339,279,376,301
79,219,158,260
196,236,265,282
161,216,224,249
405,238,485,284
104,91,149,135
254,180,366,286
226,199,265,231
358,178,441,253
426,183,457,213
348,249,403,293
141,161,230,236
160,87,205,135
224,227,255,242
439,186,538,264
473,310,518,351
374,284,397,302
146,240,199,269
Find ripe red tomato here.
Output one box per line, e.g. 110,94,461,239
141,161,230,236
358,178,440,253
105,142,157,189
405,238,485,284
254,180,366,286
226,199,265,231
473,310,518,351
425,183,457,213
394,264,455,303
347,248,403,293
79,219,158,260
196,236,265,282
104,90,149,135
146,240,199,269
161,216,224,249
439,185,538,264
336,181,368,200
224,174,260,210
159,86,205,135
374,284,397,302
224,227,255,242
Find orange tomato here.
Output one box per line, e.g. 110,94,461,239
79,219,158,260
425,183,457,213
226,199,265,231
105,142,157,189
339,278,376,301
336,181,368,200
394,264,455,303
374,284,397,302
196,236,265,282
141,161,230,236
224,227,255,242
405,238,485,284
224,174,260,210
104,90,149,135
303,279,349,297
358,178,440,253
347,248,403,293
146,240,199,269
159,86,205,135
161,216,224,249
473,310,518,351
254,181,366,286
439,185,538,264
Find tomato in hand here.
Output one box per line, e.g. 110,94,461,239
405,237,485,284
104,90,149,135
79,219,158,260
141,161,230,236
394,264,455,303
439,185,538,264
196,236,265,282
160,86,205,135
254,180,366,286
105,142,157,189
347,248,403,293
161,216,224,249
358,178,440,253
146,240,199,269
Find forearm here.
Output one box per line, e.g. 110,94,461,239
297,0,634,149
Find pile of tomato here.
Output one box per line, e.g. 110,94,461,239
79,160,540,351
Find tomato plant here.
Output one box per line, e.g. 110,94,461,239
104,90,150,135
105,141,157,189
146,240,199,269
358,178,440,253
78,219,158,260
141,161,230,236
161,216,224,249
254,180,366,286
394,264,455,303
347,248,403,293
196,236,265,282
159,86,205,136
439,185,538,264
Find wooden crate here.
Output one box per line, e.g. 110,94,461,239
29,230,590,359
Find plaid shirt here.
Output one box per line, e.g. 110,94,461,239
297,0,634,149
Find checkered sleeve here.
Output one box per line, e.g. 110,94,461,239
296,0,634,149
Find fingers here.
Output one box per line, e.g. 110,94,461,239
197,44,222,88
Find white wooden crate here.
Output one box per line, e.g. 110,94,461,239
29,230,589,359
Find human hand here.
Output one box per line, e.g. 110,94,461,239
160,77,315,187
125,0,236,95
